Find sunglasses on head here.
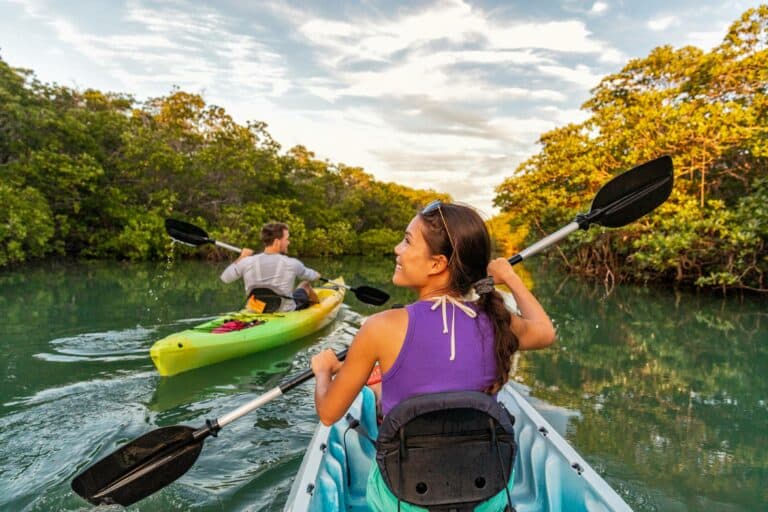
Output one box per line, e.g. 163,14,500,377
421,200,456,255
421,199,444,215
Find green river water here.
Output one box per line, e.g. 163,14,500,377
0,257,766,511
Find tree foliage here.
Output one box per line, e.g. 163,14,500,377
494,6,768,292
0,58,443,267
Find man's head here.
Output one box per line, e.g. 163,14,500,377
261,222,290,254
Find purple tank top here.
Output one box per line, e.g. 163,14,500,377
380,299,497,415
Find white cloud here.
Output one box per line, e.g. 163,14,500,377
124,3,219,36
598,47,625,63
296,0,618,105
538,64,604,89
300,4,614,59
540,106,590,126
337,67,566,104
686,27,728,50
16,0,289,98
483,20,608,53
647,15,680,31
590,2,609,15
487,117,559,146
236,97,547,211
300,48,567,104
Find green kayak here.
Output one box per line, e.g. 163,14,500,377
150,278,345,376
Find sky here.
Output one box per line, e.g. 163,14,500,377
0,0,760,214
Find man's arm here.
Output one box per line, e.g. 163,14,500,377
293,258,320,281
220,249,254,283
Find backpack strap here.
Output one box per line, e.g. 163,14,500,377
247,288,287,313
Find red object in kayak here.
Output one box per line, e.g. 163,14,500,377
211,319,265,333
366,365,382,385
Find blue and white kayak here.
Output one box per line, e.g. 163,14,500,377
285,385,632,512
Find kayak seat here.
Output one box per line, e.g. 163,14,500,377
247,288,284,313
375,391,516,512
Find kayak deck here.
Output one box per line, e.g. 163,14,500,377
286,384,632,512
150,278,345,377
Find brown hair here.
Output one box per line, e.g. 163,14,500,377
261,222,288,247
419,203,518,392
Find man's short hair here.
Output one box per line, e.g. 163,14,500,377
261,222,288,247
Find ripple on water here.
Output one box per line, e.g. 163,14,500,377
4,371,156,408
0,371,158,510
3,308,363,511
36,325,156,362
32,315,262,363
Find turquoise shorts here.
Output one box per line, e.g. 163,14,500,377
366,462,515,512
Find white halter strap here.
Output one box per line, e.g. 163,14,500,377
428,295,477,361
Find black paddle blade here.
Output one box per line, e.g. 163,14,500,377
165,218,213,246
588,155,673,228
353,285,390,306
71,425,204,506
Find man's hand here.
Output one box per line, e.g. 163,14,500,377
235,248,254,262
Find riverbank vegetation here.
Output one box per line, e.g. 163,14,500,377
0,58,445,267
2,7,765,292
494,6,767,292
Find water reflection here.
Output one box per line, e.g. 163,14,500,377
0,257,765,511
516,270,768,510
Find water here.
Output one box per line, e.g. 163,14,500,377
0,258,765,511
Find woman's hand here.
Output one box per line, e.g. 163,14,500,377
487,258,556,350
487,257,521,286
311,349,343,377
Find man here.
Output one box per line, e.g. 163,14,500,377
220,222,320,312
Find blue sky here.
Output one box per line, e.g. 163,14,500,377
0,0,759,214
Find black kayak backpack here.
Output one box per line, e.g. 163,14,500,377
375,390,517,512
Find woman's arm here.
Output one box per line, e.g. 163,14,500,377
311,311,396,425
487,258,556,350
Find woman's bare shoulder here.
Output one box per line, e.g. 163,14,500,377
357,308,408,345
357,307,409,341
356,307,409,368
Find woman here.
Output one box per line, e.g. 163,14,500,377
311,201,556,509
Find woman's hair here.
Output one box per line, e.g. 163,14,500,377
261,222,288,247
419,203,518,391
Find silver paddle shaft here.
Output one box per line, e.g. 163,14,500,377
214,349,348,429
514,221,580,262
215,240,242,253
217,387,283,428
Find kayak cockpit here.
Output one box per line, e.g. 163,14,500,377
286,385,632,511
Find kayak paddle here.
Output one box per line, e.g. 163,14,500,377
71,349,348,507
316,277,390,306
508,155,673,265
71,156,673,507
164,218,390,306
165,218,242,253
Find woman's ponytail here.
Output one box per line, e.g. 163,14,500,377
478,288,518,393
